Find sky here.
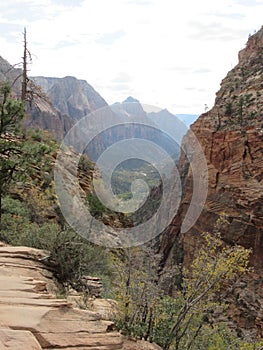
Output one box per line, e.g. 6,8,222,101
0,0,262,115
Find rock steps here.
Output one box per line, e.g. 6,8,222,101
0,245,123,350
0,244,162,350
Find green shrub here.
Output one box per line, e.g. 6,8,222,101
86,192,107,218
0,199,112,290
1,196,30,218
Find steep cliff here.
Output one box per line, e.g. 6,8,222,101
0,56,74,140
0,57,109,140
160,26,263,337
0,56,22,94
32,76,108,121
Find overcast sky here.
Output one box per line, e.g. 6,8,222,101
0,0,262,114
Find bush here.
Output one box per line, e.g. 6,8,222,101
0,197,112,290
1,196,30,218
86,192,107,218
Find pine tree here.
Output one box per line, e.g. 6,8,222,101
0,83,25,220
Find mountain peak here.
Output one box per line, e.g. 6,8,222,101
123,96,140,104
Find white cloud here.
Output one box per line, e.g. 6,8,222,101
0,0,262,114
95,30,126,45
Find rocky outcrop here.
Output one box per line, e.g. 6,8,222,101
81,275,104,298
25,104,74,141
0,242,161,349
0,56,22,94
0,243,123,349
160,26,263,337
32,76,108,121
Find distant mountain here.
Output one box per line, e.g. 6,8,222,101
123,96,140,104
32,76,108,121
147,109,188,145
0,56,22,95
0,56,74,140
111,98,186,160
111,97,146,119
0,56,187,162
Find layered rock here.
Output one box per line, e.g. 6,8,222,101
0,242,161,350
0,243,122,349
160,26,263,337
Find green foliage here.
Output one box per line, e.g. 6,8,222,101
0,83,26,216
1,195,30,219
113,228,251,350
86,192,107,218
0,83,25,134
239,341,263,349
0,201,112,289
223,89,259,129
78,154,94,172
225,101,233,116
111,160,159,196
113,247,183,346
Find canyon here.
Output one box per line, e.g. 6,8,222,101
0,25,262,346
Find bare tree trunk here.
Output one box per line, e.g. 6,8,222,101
21,28,28,102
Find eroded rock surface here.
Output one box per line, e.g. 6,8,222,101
160,26,263,338
0,244,123,349
0,243,162,349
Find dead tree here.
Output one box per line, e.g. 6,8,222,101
21,28,32,103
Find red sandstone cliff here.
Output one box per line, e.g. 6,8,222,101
160,26,263,337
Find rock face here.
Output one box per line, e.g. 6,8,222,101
0,56,74,140
0,55,184,162
0,56,22,94
160,27,263,336
26,104,74,141
32,76,108,121
0,242,162,350
0,57,109,140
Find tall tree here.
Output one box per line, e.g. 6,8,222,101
0,83,25,220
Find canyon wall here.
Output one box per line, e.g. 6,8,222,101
160,26,263,337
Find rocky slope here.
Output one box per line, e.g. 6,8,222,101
160,26,263,337
0,56,22,93
0,241,161,350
